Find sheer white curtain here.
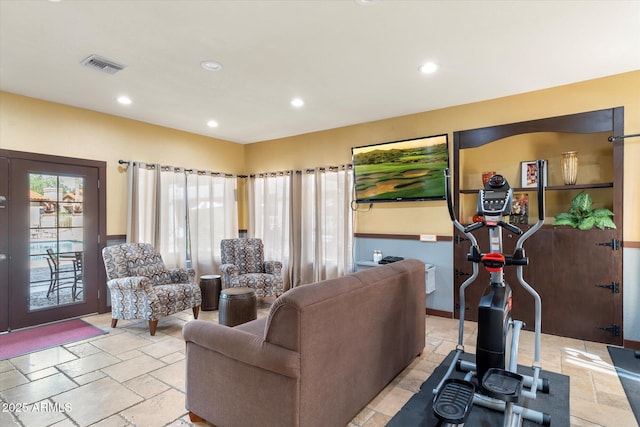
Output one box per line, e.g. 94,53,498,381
247,172,292,289
157,167,188,268
293,166,353,286
126,162,160,246
126,163,238,276
248,166,353,289
187,172,238,276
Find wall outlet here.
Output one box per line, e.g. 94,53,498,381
419,234,437,242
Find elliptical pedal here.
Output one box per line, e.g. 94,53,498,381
433,378,475,424
481,368,524,403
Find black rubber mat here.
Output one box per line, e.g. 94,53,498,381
387,350,569,426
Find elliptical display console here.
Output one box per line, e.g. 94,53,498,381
479,174,511,215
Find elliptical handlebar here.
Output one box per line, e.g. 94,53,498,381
536,159,546,222
444,168,462,229
444,168,478,245
516,159,546,250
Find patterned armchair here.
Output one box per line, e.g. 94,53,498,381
220,238,284,297
102,243,201,335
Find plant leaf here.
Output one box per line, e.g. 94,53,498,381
553,216,577,227
554,212,574,221
592,208,614,218
578,216,596,230
571,191,592,216
594,216,617,229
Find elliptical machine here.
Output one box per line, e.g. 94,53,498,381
433,160,550,426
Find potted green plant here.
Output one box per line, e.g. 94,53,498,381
553,191,616,230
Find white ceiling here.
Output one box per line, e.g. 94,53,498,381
1,0,639,144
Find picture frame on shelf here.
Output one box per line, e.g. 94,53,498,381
520,160,548,188
510,193,529,225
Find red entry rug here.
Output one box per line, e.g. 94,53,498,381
0,319,106,360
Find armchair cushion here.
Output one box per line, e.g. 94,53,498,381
107,276,154,293
127,259,172,285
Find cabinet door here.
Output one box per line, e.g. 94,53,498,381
551,228,621,345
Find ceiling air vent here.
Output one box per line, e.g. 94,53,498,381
80,54,125,75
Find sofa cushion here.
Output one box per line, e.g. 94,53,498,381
235,316,267,337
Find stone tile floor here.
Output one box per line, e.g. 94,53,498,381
0,302,636,426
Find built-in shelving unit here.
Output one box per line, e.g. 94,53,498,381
459,182,614,194
452,107,624,345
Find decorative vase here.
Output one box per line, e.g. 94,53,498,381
561,151,578,185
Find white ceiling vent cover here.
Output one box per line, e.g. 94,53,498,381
81,54,125,75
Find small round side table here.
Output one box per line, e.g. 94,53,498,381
218,287,257,326
199,274,222,311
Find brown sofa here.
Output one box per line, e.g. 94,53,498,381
183,259,426,427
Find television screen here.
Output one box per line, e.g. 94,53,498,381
351,134,449,203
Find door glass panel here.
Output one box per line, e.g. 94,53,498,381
29,173,85,311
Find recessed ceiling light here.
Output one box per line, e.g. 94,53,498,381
419,62,438,74
206,120,219,128
117,95,132,105
201,60,223,71
291,98,304,108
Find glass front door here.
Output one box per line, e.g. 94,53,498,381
7,159,100,330
29,174,86,311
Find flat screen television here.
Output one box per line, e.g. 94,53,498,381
351,134,449,203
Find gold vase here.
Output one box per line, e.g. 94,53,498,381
561,151,578,185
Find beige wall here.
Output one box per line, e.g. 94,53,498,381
246,71,640,240
0,92,245,235
1,70,639,240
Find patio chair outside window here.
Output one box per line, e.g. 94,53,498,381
45,248,83,301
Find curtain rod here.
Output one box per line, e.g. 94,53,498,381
118,160,236,178
608,133,640,142
246,164,352,178
119,160,352,178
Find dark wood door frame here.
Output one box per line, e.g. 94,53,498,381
0,149,109,331
0,157,9,332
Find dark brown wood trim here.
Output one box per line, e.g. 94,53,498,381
426,308,454,318
105,234,127,242
623,339,640,350
460,182,613,193
0,149,105,168
98,162,107,314
625,241,640,249
354,233,452,242
2,149,110,315
456,108,616,149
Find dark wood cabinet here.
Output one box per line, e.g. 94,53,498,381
452,107,624,345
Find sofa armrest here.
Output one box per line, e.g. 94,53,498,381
107,276,154,292
220,263,239,287
264,261,283,275
220,264,239,276
183,320,299,379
